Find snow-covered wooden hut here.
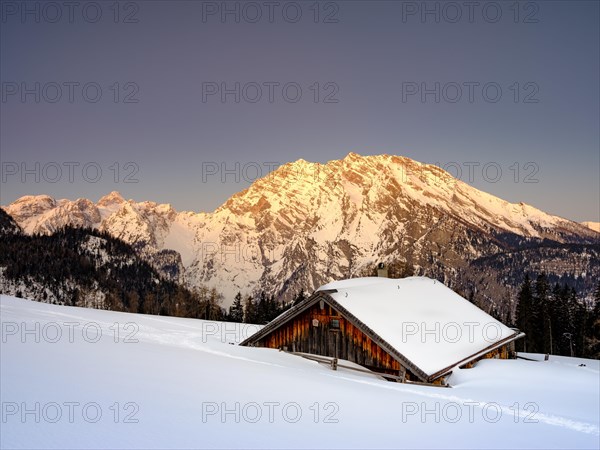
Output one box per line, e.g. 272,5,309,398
240,277,524,385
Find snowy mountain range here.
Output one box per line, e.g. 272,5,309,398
3,153,598,309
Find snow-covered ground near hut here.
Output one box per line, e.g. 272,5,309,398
1,295,598,449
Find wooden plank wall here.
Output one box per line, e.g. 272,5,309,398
257,299,513,381
259,301,403,376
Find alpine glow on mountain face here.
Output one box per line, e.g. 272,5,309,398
582,222,600,233
3,154,598,305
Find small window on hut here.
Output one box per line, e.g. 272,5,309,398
330,319,340,329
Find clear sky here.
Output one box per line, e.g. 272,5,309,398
1,0,598,222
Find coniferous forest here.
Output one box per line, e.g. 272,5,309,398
0,209,292,322
514,274,600,359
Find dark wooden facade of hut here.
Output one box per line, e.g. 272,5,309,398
240,289,523,384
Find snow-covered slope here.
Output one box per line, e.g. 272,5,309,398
1,295,598,449
3,154,598,304
582,221,600,233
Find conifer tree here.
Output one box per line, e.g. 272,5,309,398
516,274,533,352
228,292,244,322
243,295,257,324
256,291,268,324
584,282,600,358
534,273,551,354
293,289,306,306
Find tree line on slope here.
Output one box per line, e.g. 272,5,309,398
224,289,306,324
515,273,600,359
0,217,299,323
0,226,210,317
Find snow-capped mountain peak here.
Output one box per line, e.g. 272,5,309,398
97,191,125,208
2,154,598,304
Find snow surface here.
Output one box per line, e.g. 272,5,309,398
1,295,598,449
581,222,600,233
318,277,516,377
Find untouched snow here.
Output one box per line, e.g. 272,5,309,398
581,221,600,233
1,295,598,449
163,219,198,266
318,277,516,377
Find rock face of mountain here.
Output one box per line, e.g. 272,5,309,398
4,191,187,284
3,154,598,313
0,208,22,236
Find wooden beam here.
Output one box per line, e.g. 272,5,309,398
286,351,450,387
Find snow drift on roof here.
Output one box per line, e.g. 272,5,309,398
318,276,517,377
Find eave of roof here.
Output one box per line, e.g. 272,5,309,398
426,331,525,382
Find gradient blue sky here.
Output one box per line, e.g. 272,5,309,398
1,0,598,222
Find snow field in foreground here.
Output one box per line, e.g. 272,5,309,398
1,295,598,449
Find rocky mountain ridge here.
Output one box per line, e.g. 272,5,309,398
3,153,598,313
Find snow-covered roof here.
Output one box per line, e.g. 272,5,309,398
317,277,517,378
